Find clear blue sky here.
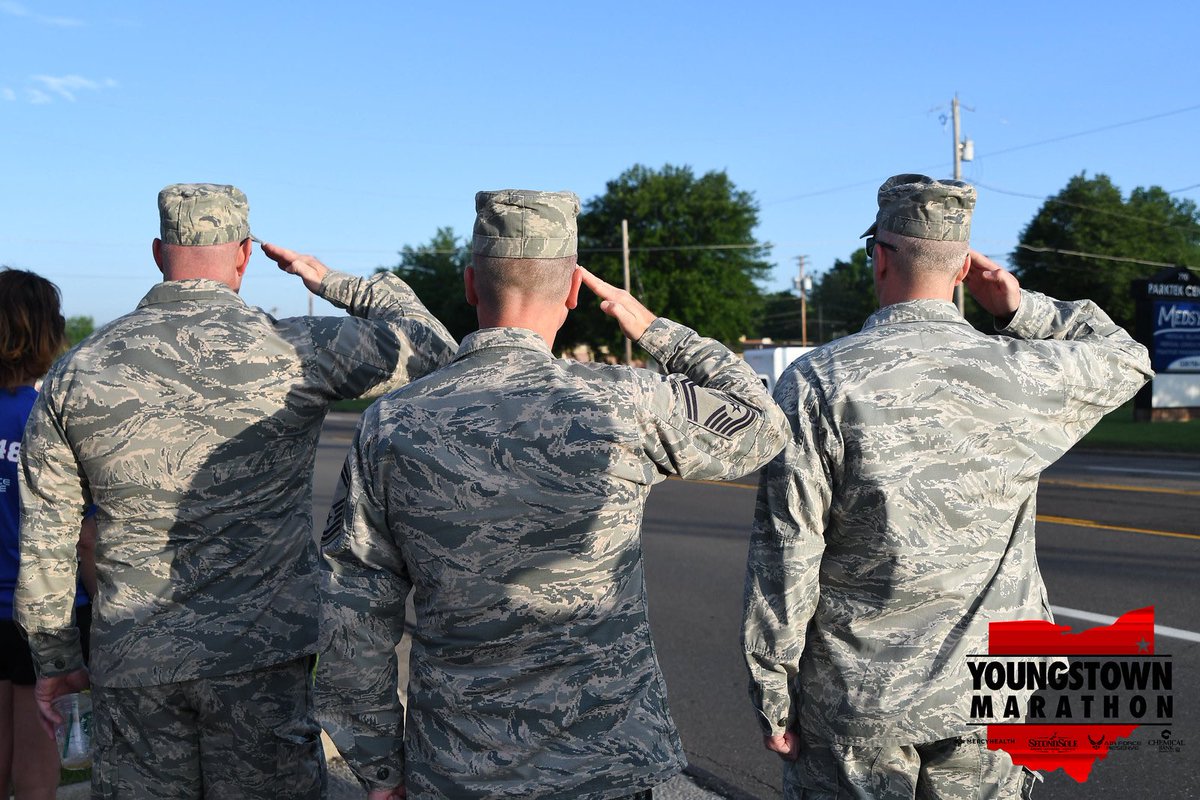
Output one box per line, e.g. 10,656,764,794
3,1,1197,326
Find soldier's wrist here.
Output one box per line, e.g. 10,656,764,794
28,630,85,678
635,317,684,362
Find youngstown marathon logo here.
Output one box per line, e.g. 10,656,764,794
966,607,1172,782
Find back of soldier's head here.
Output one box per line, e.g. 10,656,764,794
863,174,975,277
472,189,580,305
156,183,252,271
158,183,251,247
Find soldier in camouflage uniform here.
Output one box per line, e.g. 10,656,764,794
741,175,1153,799
15,183,457,799
316,189,789,799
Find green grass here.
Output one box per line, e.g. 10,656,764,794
329,398,374,414
1076,403,1200,454
60,765,90,785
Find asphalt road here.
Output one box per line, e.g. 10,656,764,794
313,415,1199,799
638,452,1200,799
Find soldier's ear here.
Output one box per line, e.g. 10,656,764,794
464,266,479,307
235,239,252,278
152,238,165,274
565,266,583,310
953,252,970,286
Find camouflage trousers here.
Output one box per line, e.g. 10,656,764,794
90,656,325,799
784,735,1036,800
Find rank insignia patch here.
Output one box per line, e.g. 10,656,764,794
677,378,760,439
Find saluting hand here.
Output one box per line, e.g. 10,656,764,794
260,243,331,295
963,250,1022,324
579,267,658,342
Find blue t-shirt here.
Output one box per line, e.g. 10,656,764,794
1,386,89,620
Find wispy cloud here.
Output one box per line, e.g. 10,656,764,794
0,1,84,27
28,74,118,103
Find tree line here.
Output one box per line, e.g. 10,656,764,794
379,166,1200,352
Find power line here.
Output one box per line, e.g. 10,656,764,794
763,103,1200,207
763,175,912,206
977,103,1200,160
974,181,1196,231
1016,244,1197,272
582,242,769,254
395,242,774,256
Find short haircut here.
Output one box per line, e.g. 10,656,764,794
881,233,969,278
0,268,66,387
472,254,577,306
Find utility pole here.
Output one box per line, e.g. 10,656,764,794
951,93,973,316
793,255,812,346
621,219,633,365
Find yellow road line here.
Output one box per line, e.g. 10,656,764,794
694,477,1199,499
1036,515,1197,540
676,481,1198,538
1041,478,1200,497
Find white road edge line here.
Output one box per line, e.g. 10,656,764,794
1085,466,1200,478
1050,605,1200,644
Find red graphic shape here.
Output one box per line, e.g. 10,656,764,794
985,607,1155,782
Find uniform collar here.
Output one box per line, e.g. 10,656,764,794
136,279,245,309
454,326,554,362
862,299,968,330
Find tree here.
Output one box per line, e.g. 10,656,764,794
379,227,477,341
762,244,1017,345
65,316,94,347
1012,172,1200,330
565,164,772,353
808,248,878,341
756,290,805,342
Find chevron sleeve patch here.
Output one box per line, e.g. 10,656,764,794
675,378,760,439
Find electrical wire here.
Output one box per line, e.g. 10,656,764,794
1015,245,1197,272
976,103,1200,160
764,103,1200,207
393,242,773,256
581,242,769,254
973,181,1197,231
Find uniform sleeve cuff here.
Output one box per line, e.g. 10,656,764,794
28,629,85,678
349,756,407,793
314,268,350,303
635,318,692,366
996,289,1053,339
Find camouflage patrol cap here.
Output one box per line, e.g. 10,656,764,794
158,183,251,246
473,189,580,259
860,174,976,242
